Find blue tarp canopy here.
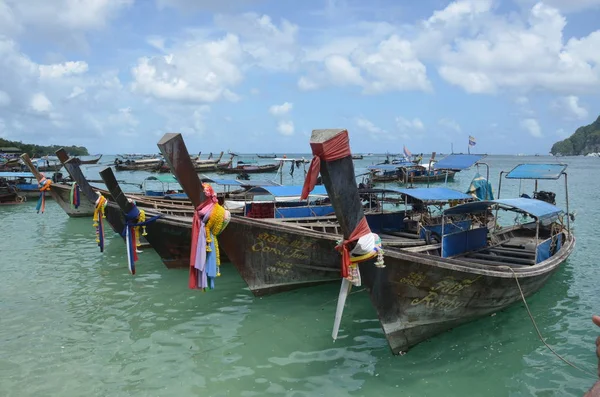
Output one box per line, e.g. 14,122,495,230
144,174,179,183
386,187,473,202
433,154,486,170
443,198,563,220
246,185,328,197
505,163,567,180
0,172,35,178
240,180,281,187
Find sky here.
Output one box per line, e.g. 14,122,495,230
0,0,599,155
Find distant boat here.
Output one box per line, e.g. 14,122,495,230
257,154,277,159
352,154,364,160
75,154,103,164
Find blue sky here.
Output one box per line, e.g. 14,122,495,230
0,0,599,154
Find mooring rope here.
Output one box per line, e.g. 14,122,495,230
505,266,597,378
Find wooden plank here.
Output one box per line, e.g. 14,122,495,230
403,243,441,252
485,247,535,258
19,154,44,182
308,129,363,239
461,257,530,268
99,167,134,214
468,252,535,265
157,133,205,208
55,148,99,204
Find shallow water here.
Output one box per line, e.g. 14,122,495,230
1,155,599,396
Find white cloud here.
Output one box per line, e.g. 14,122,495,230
156,0,261,12
554,95,589,119
0,91,11,107
356,117,386,134
438,118,461,132
269,102,293,116
30,92,52,113
39,61,89,78
396,117,425,131
515,96,529,105
434,3,600,94
131,34,244,103
7,0,133,32
324,55,364,86
277,120,294,136
214,13,298,71
298,76,319,91
514,0,600,13
67,86,85,100
521,118,543,137
300,33,431,93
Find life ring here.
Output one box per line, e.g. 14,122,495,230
16,195,24,203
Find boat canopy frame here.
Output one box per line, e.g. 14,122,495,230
497,163,570,232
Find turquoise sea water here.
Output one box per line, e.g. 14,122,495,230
1,155,599,396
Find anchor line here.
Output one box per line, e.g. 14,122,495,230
505,266,596,378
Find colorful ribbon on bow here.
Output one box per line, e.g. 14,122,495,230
301,130,351,200
93,194,108,252
70,183,80,209
121,203,161,275
36,177,52,213
189,183,231,290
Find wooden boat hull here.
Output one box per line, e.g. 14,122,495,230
358,231,575,354
219,164,280,174
78,155,102,164
50,183,95,217
219,216,341,296
104,202,193,267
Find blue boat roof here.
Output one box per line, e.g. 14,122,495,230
443,198,563,220
387,187,473,202
0,172,35,178
433,154,486,170
247,185,328,197
505,163,567,180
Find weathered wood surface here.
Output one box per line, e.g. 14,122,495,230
157,133,205,207
309,129,364,239
56,148,99,204
19,154,46,182
99,167,135,214
21,153,95,216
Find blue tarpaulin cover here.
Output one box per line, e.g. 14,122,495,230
387,187,473,202
444,197,563,220
433,154,486,170
505,163,567,180
247,185,328,197
0,172,35,178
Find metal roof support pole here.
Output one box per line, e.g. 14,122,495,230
498,171,505,199
534,218,540,264
564,172,570,232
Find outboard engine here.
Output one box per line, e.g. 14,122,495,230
534,191,556,205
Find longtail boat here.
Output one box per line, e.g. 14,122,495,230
218,162,281,174
75,154,103,164
20,153,94,217
157,133,350,295
308,129,575,354
114,157,163,171
56,149,198,266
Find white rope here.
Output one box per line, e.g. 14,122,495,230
504,266,596,378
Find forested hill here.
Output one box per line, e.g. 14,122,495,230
0,138,89,156
551,115,600,155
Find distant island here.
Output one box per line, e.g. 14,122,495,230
551,115,600,156
0,138,89,157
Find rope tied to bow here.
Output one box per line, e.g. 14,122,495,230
301,130,351,200
120,201,162,275
36,176,52,214
189,183,231,291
